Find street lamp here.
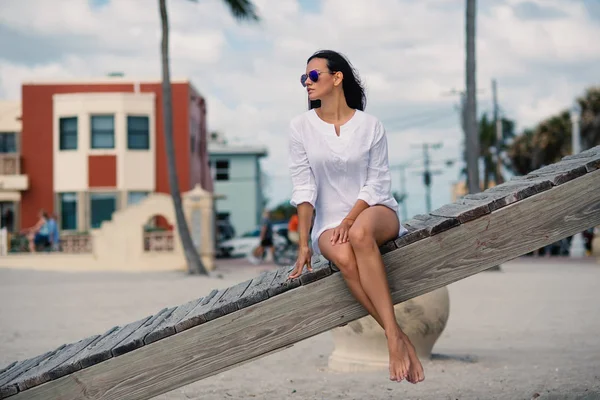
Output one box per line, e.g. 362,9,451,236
569,102,586,258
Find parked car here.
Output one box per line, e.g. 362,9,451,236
217,222,288,258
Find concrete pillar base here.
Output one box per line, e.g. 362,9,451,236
329,286,450,372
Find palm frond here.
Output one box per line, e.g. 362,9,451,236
221,0,260,21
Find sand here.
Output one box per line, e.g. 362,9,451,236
0,258,599,400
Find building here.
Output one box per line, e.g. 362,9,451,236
0,101,25,232
0,78,213,232
208,132,267,237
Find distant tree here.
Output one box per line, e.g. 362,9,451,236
507,86,600,175
269,200,296,222
459,113,516,189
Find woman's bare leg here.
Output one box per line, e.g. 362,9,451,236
348,205,425,384
319,231,384,328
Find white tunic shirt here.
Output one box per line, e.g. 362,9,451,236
288,109,408,254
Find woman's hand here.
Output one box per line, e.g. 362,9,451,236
330,218,354,245
289,245,313,279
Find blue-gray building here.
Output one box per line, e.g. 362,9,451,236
208,132,268,238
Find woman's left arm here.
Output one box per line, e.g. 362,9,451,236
331,122,392,245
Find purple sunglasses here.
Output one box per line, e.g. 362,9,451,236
300,69,335,87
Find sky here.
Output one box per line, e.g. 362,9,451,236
0,0,599,219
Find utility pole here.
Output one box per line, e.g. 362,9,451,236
492,79,504,185
390,163,411,222
569,103,587,258
465,0,480,194
411,143,443,213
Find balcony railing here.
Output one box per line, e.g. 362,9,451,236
60,234,93,254
0,154,20,175
143,231,174,252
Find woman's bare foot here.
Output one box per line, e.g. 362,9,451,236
401,335,425,384
386,331,410,382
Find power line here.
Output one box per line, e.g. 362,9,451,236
385,111,458,132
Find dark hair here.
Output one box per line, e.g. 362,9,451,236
307,50,366,111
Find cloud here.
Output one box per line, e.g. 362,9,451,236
0,0,598,216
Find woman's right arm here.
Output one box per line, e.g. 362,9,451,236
288,123,317,278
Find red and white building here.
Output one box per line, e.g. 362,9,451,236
0,78,213,233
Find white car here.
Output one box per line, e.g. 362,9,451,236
217,224,287,258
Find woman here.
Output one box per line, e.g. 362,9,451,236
287,50,424,384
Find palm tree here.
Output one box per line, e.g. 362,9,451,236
159,0,259,274
507,86,600,175
459,113,515,188
478,114,515,189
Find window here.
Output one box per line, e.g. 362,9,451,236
127,116,150,150
0,133,17,153
91,115,115,149
127,191,149,206
90,192,117,229
215,159,229,181
59,117,77,150
59,193,78,230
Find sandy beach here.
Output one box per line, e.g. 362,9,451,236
1,258,599,400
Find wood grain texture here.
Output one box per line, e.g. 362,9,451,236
74,317,150,370
38,326,117,384
6,337,97,393
0,350,57,388
202,280,253,322
379,240,397,255
394,223,430,248
267,266,300,297
562,146,600,161
235,270,278,310
429,201,490,223
299,258,333,285
0,364,16,377
174,289,224,333
112,308,174,357
144,298,203,345
482,180,553,212
12,171,599,400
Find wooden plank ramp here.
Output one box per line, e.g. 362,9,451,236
1,146,599,400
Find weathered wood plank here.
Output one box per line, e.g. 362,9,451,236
68,317,151,370
0,385,17,399
299,257,333,285
393,223,430,248
0,348,62,400
9,169,600,400
267,265,300,297
562,145,600,161
6,337,98,393
13,169,600,400
202,280,253,322
41,326,117,383
144,297,203,345
235,270,278,310
512,162,588,186
112,308,174,357
0,350,57,388
0,364,16,377
379,240,397,255
412,213,460,235
395,214,459,249
174,289,224,333
429,201,490,224
482,179,553,212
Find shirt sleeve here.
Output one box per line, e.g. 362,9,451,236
357,121,393,206
288,123,318,208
